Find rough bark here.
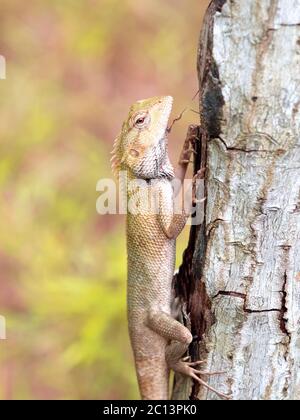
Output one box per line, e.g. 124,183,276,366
175,0,300,400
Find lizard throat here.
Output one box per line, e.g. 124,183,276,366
128,137,174,180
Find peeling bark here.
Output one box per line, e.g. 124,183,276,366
175,0,300,400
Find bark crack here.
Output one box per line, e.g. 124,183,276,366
215,135,278,154
213,290,281,314
279,271,292,399
279,271,291,340
279,23,300,27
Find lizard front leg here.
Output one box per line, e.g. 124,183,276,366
147,311,231,400
174,124,198,197
157,168,205,240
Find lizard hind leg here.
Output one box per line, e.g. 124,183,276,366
146,310,231,400
166,341,231,400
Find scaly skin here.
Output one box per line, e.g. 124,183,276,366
112,96,230,400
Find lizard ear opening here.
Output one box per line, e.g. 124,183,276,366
129,149,140,158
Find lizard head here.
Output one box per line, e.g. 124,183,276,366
111,96,174,180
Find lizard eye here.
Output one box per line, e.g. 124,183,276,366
133,112,150,128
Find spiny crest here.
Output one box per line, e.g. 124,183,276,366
111,133,122,178
111,119,129,178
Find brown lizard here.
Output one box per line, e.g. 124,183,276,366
111,96,230,400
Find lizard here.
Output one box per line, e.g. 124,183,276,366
111,95,230,400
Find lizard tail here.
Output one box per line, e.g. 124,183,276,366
135,358,170,400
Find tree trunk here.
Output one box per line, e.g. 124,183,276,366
174,0,300,400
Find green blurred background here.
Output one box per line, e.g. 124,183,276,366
0,0,209,399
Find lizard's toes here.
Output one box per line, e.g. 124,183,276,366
189,370,232,400
194,168,206,180
171,360,231,400
182,363,231,400
191,368,227,377
187,360,205,367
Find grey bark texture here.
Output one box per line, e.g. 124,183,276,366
174,0,300,400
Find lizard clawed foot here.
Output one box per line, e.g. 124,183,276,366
192,168,207,206
179,159,193,164
193,167,206,181
174,359,232,400
187,146,197,154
